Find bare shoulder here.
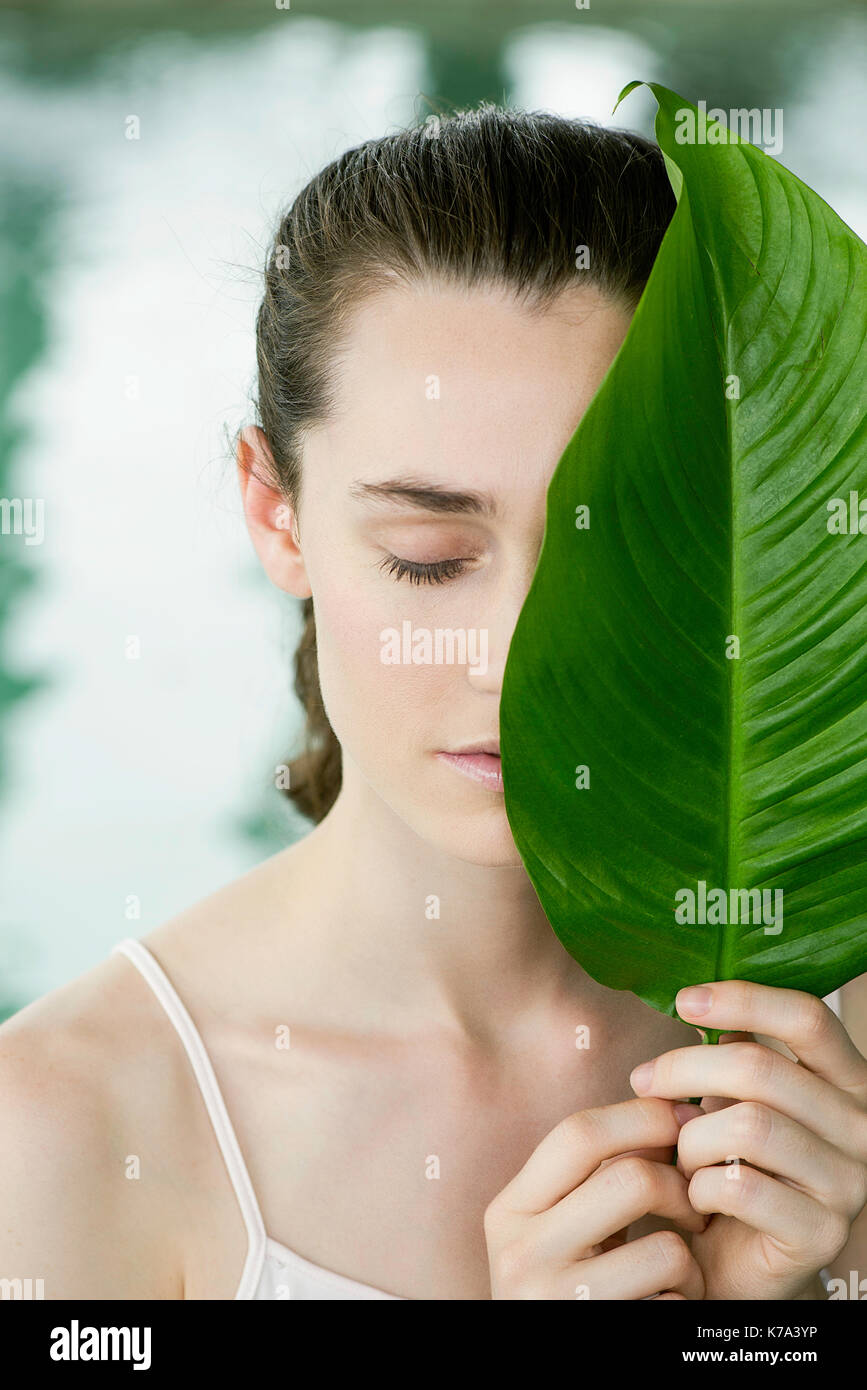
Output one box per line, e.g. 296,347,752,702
0,837,318,1301
139,837,313,1014
0,950,194,1299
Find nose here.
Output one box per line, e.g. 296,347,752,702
466,552,540,693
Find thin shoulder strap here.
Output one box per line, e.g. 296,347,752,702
111,936,266,1298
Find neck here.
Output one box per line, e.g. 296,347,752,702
283,756,600,1044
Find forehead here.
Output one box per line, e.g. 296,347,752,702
304,277,632,510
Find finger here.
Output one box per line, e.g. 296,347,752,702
535,1155,708,1263
688,1163,850,1267
569,1231,704,1300
601,1132,697,1172
700,1037,749,1113
676,1103,867,1217
695,1035,752,1110
694,1096,736,1115
630,1040,867,1160
596,1227,629,1254
675,981,867,1101
497,1098,687,1216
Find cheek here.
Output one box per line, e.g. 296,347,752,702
310,572,458,755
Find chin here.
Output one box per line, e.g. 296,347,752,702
429,806,523,868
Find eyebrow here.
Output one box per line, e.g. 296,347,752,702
349,476,498,519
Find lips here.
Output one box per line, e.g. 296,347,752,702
435,748,503,790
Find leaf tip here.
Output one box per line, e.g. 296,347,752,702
612,79,646,116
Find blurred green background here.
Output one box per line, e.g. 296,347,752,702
1,0,865,1017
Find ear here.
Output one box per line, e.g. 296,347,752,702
236,425,312,598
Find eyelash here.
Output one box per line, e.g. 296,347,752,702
377,553,471,585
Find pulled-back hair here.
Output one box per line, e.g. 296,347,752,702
248,102,676,824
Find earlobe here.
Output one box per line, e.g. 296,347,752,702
236,425,312,599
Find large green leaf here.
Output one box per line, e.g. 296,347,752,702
500,81,867,1033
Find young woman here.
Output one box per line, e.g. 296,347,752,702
2,106,866,1302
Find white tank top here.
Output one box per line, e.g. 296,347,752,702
111,935,844,1301
110,937,404,1300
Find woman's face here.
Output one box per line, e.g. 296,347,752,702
248,278,633,867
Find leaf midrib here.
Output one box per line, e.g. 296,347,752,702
720,264,743,986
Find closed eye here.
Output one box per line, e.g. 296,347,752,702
377,553,471,585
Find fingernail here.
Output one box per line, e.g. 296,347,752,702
677,986,712,1017
674,1103,698,1125
630,1061,654,1092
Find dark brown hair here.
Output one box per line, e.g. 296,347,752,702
248,102,676,824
